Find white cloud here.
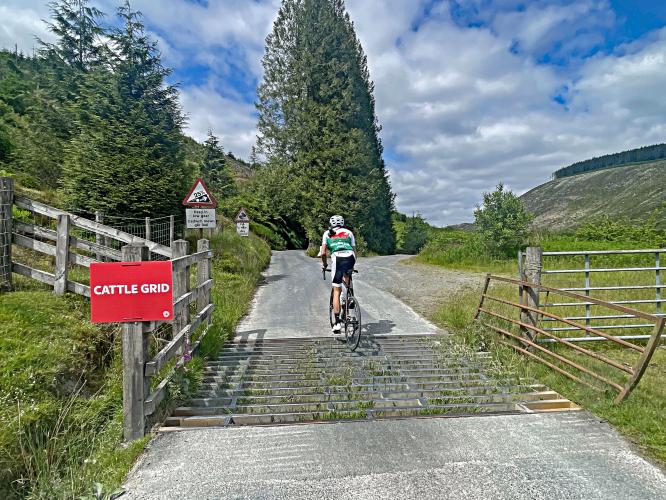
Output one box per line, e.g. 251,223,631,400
0,3,54,54
179,83,257,160
2,0,666,226
346,1,666,225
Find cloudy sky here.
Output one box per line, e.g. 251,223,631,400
2,0,666,225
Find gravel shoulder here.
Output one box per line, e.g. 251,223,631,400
356,254,484,318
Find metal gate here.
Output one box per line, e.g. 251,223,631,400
519,248,665,342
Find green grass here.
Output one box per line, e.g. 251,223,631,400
431,283,666,466
0,222,271,499
417,225,666,464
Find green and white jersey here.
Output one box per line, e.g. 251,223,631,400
322,227,356,257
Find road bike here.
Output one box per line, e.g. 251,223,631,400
322,267,362,351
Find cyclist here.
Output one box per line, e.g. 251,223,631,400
321,215,356,334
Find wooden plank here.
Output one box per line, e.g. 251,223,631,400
13,233,56,256
0,177,13,291
54,214,71,295
172,240,190,342
144,306,215,415
12,262,55,285
189,303,214,336
121,244,149,442
69,252,96,268
144,373,170,417
66,280,90,298
521,247,542,340
616,318,666,403
487,274,660,322
70,237,121,261
145,324,189,376
480,304,643,355
171,250,214,268
197,239,211,318
14,220,121,260
14,196,172,258
13,220,56,241
173,279,213,315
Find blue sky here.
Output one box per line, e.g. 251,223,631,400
2,0,666,225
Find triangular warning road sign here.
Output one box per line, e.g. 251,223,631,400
183,178,217,207
235,207,251,223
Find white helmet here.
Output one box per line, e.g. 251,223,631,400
329,215,344,228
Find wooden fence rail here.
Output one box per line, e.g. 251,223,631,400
122,240,214,440
475,273,665,403
0,178,215,441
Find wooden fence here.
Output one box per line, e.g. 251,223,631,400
475,248,664,403
0,177,215,440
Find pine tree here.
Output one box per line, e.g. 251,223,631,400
62,1,190,217
40,0,105,71
256,0,395,253
201,131,236,198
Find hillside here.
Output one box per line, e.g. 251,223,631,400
521,160,666,230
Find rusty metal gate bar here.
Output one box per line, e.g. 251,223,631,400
519,248,666,342
476,274,665,403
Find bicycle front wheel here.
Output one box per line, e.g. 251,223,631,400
329,289,335,328
345,297,362,351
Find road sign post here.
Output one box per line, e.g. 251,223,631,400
183,178,217,235
235,207,251,237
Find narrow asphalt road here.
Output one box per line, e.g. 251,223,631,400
235,250,442,340
123,251,666,499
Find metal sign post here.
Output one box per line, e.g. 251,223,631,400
235,208,251,237
183,178,218,235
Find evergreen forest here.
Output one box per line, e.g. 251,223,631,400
553,143,666,179
0,0,397,253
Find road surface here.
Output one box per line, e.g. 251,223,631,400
235,251,443,340
123,251,666,499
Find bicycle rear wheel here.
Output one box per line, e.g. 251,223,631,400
345,296,362,351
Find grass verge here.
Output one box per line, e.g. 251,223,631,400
0,224,270,499
431,284,666,466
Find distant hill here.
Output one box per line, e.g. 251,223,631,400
554,143,666,179
521,160,666,230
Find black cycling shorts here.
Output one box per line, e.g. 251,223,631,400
331,254,355,287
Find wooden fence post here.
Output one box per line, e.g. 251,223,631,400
54,214,71,295
521,246,543,341
0,177,13,292
197,239,211,320
122,244,149,441
172,239,190,341
169,215,175,246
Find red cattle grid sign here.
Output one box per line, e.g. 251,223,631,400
90,261,174,323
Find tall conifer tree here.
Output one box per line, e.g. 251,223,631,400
256,0,395,253
62,1,189,217
201,131,236,198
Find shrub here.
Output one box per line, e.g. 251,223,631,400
474,183,533,258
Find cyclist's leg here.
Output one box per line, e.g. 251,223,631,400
331,255,343,318
333,256,354,315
